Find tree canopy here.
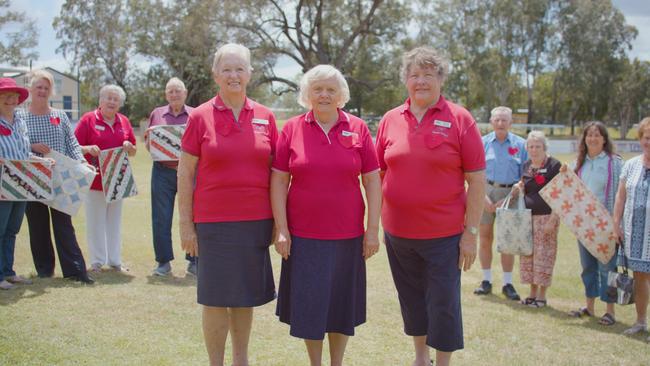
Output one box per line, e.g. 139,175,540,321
52,0,649,136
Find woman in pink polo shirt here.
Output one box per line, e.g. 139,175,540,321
178,43,278,366
271,65,381,366
375,47,486,366
75,84,136,273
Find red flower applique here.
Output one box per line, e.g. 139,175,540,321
50,116,61,126
534,174,546,185
0,125,11,136
508,147,519,156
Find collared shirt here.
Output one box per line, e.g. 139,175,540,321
181,95,278,223
376,96,485,239
148,104,194,128
579,151,610,205
74,109,137,191
0,113,32,160
17,108,84,160
147,104,194,168
482,131,527,184
272,109,379,240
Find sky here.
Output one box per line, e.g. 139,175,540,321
2,0,649,77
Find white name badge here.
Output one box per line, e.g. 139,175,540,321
342,130,358,137
434,120,451,128
539,168,547,173
95,125,105,131
252,118,269,125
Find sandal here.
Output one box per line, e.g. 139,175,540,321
598,313,616,326
568,307,593,318
521,297,535,305
529,299,547,308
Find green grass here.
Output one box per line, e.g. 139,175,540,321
1,147,648,366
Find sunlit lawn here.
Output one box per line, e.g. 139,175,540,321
1,144,648,365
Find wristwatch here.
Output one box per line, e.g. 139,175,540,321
466,226,478,235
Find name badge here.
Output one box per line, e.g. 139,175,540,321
539,168,547,173
95,125,105,131
252,118,269,125
342,130,358,137
434,120,451,128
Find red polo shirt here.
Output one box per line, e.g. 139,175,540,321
181,95,277,223
273,110,379,240
376,96,485,239
74,109,137,191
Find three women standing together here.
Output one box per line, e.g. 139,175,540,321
178,44,483,366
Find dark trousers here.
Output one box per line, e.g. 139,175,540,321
151,162,195,264
25,202,87,278
0,201,26,280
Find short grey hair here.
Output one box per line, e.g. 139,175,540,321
29,69,55,97
166,77,186,91
401,47,449,84
526,130,548,151
212,43,252,74
297,64,350,109
99,84,126,106
490,106,512,120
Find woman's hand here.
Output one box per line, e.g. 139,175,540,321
560,163,568,173
122,141,136,156
31,143,50,155
363,228,380,260
180,221,198,257
83,145,101,157
274,227,292,260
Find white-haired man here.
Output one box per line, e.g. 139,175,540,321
145,77,196,277
474,106,527,300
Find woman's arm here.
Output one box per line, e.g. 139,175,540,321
178,152,199,256
270,170,291,259
361,170,382,260
612,178,627,241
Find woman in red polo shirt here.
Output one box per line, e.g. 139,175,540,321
375,47,486,366
75,84,136,273
271,64,381,366
178,43,278,366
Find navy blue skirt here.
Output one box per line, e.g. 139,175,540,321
276,235,366,340
196,219,276,307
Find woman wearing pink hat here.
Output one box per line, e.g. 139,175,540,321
0,78,49,290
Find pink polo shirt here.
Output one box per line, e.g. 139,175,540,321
273,110,379,240
376,96,485,239
74,109,137,191
181,95,277,223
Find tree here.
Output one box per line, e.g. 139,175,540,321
0,0,38,65
54,0,133,114
609,59,650,139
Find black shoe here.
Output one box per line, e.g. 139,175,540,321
68,273,95,284
502,283,520,301
473,280,492,295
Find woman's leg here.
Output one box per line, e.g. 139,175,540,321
304,339,324,366
25,202,55,277
203,306,229,366
328,333,349,366
633,272,650,324
105,199,123,268
229,307,253,366
85,191,108,266
435,350,452,366
411,336,430,366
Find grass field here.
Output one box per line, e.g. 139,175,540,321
1,146,648,366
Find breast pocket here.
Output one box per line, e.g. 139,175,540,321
338,132,360,149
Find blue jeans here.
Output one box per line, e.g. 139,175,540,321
578,241,616,302
0,201,26,280
151,163,195,264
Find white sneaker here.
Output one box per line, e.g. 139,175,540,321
0,280,14,290
623,322,647,335
153,262,172,276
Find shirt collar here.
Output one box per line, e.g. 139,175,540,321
94,109,121,125
487,131,514,143
399,95,447,115
212,94,254,111
304,109,350,127
585,151,607,161
164,104,189,117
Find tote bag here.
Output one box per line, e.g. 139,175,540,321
495,191,533,256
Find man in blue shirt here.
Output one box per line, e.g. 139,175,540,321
475,106,527,300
